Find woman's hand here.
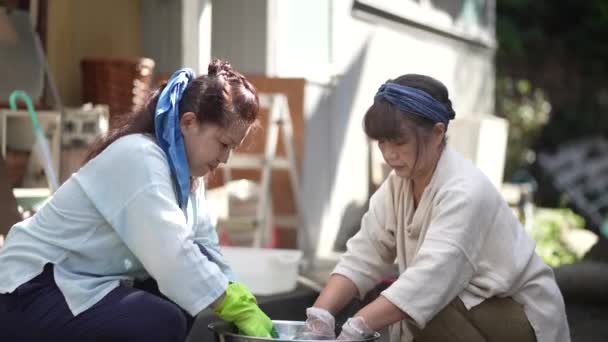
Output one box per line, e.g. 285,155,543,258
213,282,278,338
337,316,375,341
297,307,336,340
297,274,359,339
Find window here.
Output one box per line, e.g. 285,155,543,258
353,0,495,48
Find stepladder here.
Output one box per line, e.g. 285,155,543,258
219,93,308,251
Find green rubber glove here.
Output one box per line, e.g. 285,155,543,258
214,282,278,338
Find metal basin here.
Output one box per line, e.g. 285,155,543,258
208,320,381,342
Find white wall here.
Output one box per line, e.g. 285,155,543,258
142,0,212,76
298,0,498,258
211,0,269,75
270,0,332,80
141,0,182,76
207,0,500,260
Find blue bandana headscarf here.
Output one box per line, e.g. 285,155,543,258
155,68,195,209
375,83,453,126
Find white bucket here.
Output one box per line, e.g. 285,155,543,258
221,246,302,295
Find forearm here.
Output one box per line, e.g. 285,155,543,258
355,295,409,331
212,283,276,337
313,274,359,315
211,292,226,310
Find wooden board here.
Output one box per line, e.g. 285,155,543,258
206,76,306,248
0,155,22,238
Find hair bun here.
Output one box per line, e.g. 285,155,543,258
208,59,233,77
444,99,456,120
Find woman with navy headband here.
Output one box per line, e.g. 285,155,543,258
300,75,570,341
0,60,277,341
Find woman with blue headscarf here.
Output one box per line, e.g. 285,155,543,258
0,60,276,341
300,75,570,342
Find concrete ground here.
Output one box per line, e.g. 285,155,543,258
189,259,608,341
557,257,608,341
567,300,608,342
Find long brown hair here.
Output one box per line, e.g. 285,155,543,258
84,59,259,163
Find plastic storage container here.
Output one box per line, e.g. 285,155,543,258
221,246,302,295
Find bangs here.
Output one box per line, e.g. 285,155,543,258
363,99,408,140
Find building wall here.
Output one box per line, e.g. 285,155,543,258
294,0,497,258
43,0,500,259
208,0,500,259
141,0,183,77
141,0,212,77
47,0,142,106
211,0,268,75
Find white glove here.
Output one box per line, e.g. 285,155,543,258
297,307,336,340
337,316,375,341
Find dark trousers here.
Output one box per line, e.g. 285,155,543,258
410,297,537,342
0,264,194,342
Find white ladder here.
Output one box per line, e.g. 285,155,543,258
221,93,304,249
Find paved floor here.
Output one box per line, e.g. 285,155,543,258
567,300,608,341
189,260,608,341
556,256,608,341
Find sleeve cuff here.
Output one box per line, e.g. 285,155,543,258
186,275,229,316
332,264,379,300
381,281,427,329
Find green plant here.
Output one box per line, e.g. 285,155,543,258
528,208,587,267
497,0,608,148
496,77,551,180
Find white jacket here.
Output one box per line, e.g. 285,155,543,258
0,134,235,316
333,146,570,342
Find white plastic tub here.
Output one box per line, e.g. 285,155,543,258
221,246,302,295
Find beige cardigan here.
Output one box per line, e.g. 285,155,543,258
333,147,570,342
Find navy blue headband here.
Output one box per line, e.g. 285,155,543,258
375,83,453,126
